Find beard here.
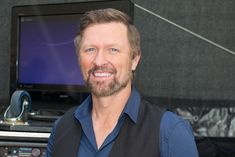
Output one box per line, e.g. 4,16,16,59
86,64,132,97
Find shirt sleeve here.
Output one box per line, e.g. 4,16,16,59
45,118,60,157
160,111,199,157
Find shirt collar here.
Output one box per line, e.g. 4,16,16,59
74,87,141,124
74,95,92,120
121,87,140,124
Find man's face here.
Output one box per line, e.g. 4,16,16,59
78,22,140,97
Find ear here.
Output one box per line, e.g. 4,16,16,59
131,54,141,71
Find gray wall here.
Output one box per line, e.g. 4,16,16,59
134,0,235,100
0,0,235,101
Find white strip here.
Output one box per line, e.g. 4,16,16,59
134,3,235,56
0,131,50,138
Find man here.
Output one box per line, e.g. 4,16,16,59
46,8,199,157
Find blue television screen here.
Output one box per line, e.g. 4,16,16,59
19,14,84,86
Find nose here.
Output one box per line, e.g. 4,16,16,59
93,50,106,66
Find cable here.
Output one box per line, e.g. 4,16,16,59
134,3,235,56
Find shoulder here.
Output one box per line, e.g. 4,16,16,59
161,111,188,127
160,111,193,140
160,111,199,157
141,99,166,114
50,106,78,133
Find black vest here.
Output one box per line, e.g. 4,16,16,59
52,99,165,157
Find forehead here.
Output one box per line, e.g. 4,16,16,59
85,22,127,33
81,22,129,44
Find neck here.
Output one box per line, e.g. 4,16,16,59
91,84,132,121
91,84,132,149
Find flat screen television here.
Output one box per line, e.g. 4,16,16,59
10,0,134,111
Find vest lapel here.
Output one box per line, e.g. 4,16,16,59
52,107,82,157
109,100,164,157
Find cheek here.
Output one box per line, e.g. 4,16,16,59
79,57,93,78
117,59,133,77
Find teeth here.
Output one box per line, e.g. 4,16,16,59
94,73,112,77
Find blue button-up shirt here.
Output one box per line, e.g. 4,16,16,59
46,88,199,157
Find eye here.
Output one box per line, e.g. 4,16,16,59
84,47,96,53
109,48,119,54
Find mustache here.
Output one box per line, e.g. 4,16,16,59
88,64,117,75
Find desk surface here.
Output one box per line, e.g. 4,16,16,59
0,130,50,142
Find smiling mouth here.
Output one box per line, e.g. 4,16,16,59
94,72,112,77
88,64,117,80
